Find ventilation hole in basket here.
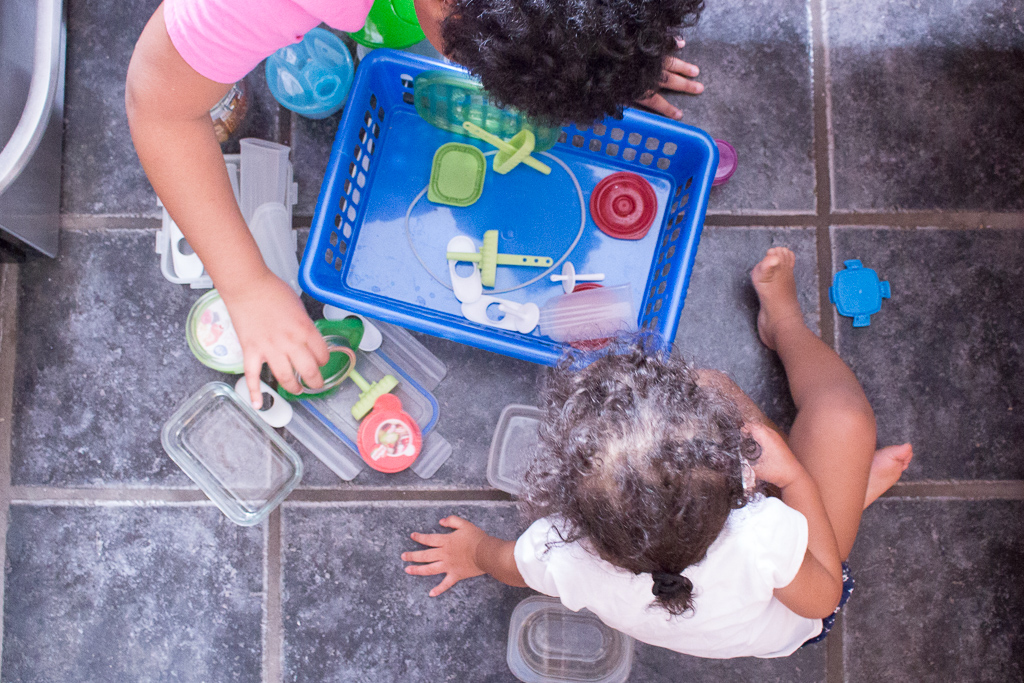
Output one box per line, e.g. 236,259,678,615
662,233,670,247
403,92,414,105
649,315,659,329
654,299,663,313
364,111,373,126
400,74,414,88
663,142,677,156
342,223,352,239
372,123,380,137
347,206,357,221
610,128,624,141
334,258,343,271
337,241,347,254
370,94,377,109
592,123,607,136
667,245,676,259
670,201,678,213
558,131,568,144
657,251,665,264
356,173,366,189
685,176,693,189
674,186,682,198
661,264,671,278
671,228,680,242
348,162,357,178
354,146,363,161
343,179,353,194
645,301,653,315
358,128,367,144
628,132,642,146
589,139,602,152
645,137,659,151
340,197,348,212
622,148,637,161
606,143,619,156
366,139,375,155
657,158,670,170
378,107,385,121
639,152,653,166
680,194,689,207
352,188,361,204
673,214,684,226
658,281,666,295
329,231,339,247
572,135,585,148
334,214,342,228
362,155,370,171
575,123,589,132
325,248,334,263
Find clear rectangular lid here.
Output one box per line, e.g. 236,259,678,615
487,404,544,495
162,382,303,525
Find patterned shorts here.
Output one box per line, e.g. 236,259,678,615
801,561,854,647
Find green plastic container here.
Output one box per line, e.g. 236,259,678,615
347,0,425,49
413,70,560,152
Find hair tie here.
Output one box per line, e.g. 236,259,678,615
651,571,691,599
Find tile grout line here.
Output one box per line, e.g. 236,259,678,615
808,0,845,679
263,508,284,683
0,263,21,679
6,486,515,504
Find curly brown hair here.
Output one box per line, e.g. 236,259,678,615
440,0,705,124
522,337,761,616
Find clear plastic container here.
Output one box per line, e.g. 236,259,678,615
240,138,292,224
507,596,634,683
161,382,303,526
487,404,544,495
538,284,637,343
210,82,248,143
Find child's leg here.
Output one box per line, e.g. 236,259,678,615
751,248,878,560
696,369,913,512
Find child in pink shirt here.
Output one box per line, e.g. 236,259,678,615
127,0,705,404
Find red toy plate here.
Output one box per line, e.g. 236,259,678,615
357,394,423,473
589,172,658,240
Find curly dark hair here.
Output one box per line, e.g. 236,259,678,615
440,0,705,124
522,338,761,616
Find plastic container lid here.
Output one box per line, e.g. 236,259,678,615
713,139,737,186
266,28,354,120
161,382,303,526
507,596,634,683
357,393,423,472
487,404,544,495
186,290,244,373
428,143,486,207
589,172,657,240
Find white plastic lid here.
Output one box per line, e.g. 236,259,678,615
487,404,544,495
507,596,634,683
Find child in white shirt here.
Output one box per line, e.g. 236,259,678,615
402,247,913,658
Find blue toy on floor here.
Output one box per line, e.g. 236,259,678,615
829,259,890,327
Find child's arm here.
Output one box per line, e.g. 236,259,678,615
636,39,704,120
126,4,328,407
747,423,845,619
402,516,527,596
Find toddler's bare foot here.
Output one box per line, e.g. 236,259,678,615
751,247,805,350
863,443,914,509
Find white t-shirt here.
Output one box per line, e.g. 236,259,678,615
513,495,822,659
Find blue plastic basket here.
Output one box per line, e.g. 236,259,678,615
301,49,718,365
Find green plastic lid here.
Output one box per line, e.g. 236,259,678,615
413,70,560,153
428,143,486,207
186,290,244,374
347,0,425,49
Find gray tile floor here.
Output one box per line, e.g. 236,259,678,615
2,0,1023,680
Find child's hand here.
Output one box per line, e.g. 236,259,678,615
219,270,330,408
746,422,805,490
636,38,704,121
402,516,488,597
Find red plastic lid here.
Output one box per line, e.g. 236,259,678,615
713,140,738,186
356,394,422,473
589,172,658,240
568,283,611,351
